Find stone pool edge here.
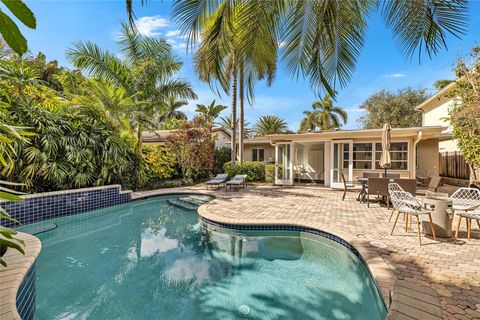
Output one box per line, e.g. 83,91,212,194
197,199,397,306
0,232,41,320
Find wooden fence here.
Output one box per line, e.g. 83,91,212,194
439,151,470,180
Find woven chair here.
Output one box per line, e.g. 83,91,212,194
341,173,361,201
382,173,400,178
393,178,417,196
450,188,480,240
388,183,404,222
390,190,436,245
450,188,480,213
367,177,390,208
363,172,380,178
454,210,480,240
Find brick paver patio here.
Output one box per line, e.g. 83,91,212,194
135,185,480,320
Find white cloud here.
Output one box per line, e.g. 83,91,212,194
134,16,169,36
166,29,181,38
381,73,406,78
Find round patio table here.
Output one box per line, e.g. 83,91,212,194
421,196,453,238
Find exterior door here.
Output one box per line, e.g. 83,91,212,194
275,142,293,185
330,140,353,188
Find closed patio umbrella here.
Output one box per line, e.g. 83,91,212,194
380,123,392,176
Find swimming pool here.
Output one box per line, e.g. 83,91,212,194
21,195,386,320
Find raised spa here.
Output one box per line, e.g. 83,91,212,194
20,196,386,320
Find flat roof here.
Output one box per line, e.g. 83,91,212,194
264,126,447,142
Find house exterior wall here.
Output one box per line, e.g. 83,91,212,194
421,97,459,152
213,131,231,149
416,139,439,176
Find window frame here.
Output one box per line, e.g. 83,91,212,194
252,148,265,162
351,141,409,171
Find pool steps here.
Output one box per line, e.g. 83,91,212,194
167,195,211,211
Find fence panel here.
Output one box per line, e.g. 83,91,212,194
439,151,470,180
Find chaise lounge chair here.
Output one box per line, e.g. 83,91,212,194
225,175,247,191
206,174,228,189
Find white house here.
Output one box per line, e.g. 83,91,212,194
415,82,459,152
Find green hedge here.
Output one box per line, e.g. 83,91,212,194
265,164,276,184
223,161,266,181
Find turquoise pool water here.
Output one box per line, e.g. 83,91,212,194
24,196,386,320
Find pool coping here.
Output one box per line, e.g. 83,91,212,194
0,232,41,320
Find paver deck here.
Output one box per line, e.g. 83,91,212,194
134,185,480,320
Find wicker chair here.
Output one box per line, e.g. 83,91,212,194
341,173,361,201
363,172,380,178
390,190,436,245
367,177,390,208
393,178,417,196
382,173,400,178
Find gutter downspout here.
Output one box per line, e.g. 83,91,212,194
413,131,423,179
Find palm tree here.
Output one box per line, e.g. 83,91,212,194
195,100,228,131
254,115,288,136
166,1,467,96
67,22,197,155
218,115,251,139
161,97,188,121
299,111,318,132
192,3,277,163
300,95,348,131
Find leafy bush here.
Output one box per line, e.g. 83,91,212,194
213,147,231,175
167,119,215,180
265,164,276,184
136,178,194,191
143,144,177,180
223,161,265,182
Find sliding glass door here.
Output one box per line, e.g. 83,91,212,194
275,142,293,185
330,140,353,188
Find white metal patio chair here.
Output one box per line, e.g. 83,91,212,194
450,188,480,240
454,210,480,240
450,188,480,213
388,183,403,222
390,190,436,245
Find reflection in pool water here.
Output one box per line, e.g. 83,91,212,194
23,197,386,320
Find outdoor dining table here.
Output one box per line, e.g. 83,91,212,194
356,177,394,203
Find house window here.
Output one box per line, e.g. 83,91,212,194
353,143,373,169
342,144,349,169
252,148,265,162
375,142,408,170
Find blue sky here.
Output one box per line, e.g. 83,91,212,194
18,0,480,130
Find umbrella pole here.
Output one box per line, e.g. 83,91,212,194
384,167,387,177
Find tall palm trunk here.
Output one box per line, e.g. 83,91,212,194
230,56,238,165
135,124,143,157
239,64,244,163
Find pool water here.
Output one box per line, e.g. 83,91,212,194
23,197,386,320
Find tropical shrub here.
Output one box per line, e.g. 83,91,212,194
223,161,265,182
449,46,480,184
167,119,215,180
213,147,231,175
143,144,176,180
265,164,277,184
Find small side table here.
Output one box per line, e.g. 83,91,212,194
421,196,453,238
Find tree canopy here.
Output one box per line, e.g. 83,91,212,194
358,88,427,129
449,46,480,184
